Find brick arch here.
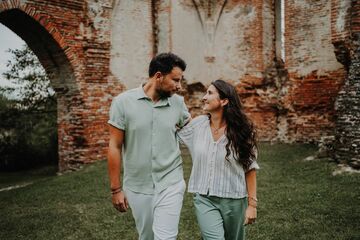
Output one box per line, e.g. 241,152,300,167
0,2,79,74
0,8,78,92
0,1,124,171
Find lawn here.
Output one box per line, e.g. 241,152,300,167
0,143,359,240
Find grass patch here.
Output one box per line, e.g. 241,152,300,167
0,143,359,240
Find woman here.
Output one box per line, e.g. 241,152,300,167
178,80,259,240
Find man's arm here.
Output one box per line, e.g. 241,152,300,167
107,125,128,212
177,97,191,128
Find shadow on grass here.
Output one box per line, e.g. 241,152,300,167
0,164,57,189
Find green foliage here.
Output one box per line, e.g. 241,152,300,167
0,45,57,171
1,45,55,109
0,93,58,170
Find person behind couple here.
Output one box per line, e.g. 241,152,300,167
107,52,190,240
177,79,259,240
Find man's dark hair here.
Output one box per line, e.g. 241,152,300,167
148,52,186,77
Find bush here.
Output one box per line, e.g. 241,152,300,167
0,93,58,171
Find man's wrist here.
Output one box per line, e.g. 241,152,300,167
111,186,122,194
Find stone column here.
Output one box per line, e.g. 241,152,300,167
334,0,360,168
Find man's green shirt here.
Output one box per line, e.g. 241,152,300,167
108,87,190,194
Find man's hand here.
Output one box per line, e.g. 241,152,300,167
112,191,129,212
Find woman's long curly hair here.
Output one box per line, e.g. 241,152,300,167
211,79,257,170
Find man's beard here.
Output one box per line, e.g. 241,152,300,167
157,88,172,99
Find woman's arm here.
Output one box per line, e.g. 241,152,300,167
244,169,257,225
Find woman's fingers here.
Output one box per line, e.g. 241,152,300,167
244,215,257,225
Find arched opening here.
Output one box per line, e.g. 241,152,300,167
0,9,76,92
0,9,78,171
0,26,58,171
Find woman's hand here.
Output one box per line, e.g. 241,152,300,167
244,205,257,225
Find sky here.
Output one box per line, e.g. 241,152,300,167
0,23,26,87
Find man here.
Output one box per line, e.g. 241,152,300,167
107,53,190,240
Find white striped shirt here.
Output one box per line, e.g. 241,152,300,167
177,115,259,199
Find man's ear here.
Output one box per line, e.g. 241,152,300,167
221,98,229,107
155,72,163,81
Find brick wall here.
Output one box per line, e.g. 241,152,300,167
0,0,357,170
281,0,346,142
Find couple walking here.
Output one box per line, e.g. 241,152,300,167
107,53,259,240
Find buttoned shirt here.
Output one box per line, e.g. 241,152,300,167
177,115,259,199
108,87,190,194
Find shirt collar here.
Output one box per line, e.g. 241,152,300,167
136,85,150,100
136,85,171,107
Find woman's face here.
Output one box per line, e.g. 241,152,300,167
202,84,223,112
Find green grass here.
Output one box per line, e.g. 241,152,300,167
0,165,57,189
0,143,359,240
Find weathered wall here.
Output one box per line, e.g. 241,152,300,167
0,0,357,170
160,0,351,146
110,0,153,89
281,0,346,142
167,0,270,85
154,0,278,140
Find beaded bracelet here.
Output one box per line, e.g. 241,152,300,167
111,187,122,195
111,189,122,195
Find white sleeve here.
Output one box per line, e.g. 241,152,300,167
176,115,207,148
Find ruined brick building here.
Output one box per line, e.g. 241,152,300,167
0,0,358,171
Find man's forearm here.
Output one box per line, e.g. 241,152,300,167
107,145,122,189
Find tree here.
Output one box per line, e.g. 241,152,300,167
0,45,58,171
1,45,55,109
